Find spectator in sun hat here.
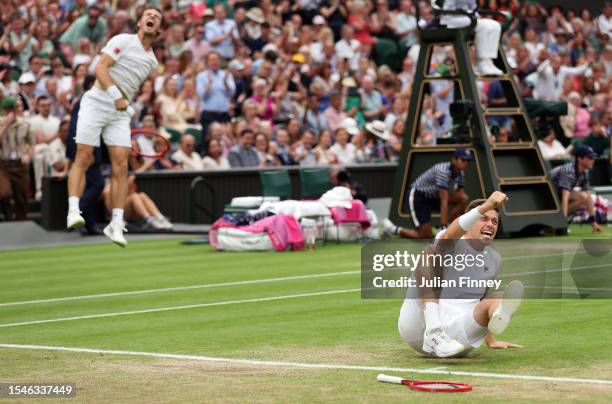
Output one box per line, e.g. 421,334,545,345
0,96,35,221
243,7,265,52
16,72,36,115
365,120,391,162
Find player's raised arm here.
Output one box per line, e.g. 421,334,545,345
94,53,127,112
439,191,509,240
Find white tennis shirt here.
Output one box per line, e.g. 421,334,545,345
101,34,158,100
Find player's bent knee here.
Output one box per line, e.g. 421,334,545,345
75,150,94,168
111,160,129,176
579,192,589,203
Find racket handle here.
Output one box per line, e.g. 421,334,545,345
126,105,135,117
377,374,405,385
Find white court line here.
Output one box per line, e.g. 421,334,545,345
0,271,359,308
500,263,611,277
0,343,610,386
0,289,361,328
0,251,599,308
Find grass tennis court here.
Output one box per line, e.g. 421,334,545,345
1,225,611,402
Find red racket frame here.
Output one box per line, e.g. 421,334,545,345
404,379,472,393
130,129,171,158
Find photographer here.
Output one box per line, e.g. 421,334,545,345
0,97,35,221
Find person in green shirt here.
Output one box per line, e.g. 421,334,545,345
59,5,108,61
582,117,611,158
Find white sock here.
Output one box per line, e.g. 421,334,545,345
68,196,80,212
145,216,154,224
112,208,124,224
424,302,441,332
155,214,164,220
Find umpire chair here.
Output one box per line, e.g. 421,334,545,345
389,2,567,237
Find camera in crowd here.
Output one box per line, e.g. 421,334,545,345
447,100,475,144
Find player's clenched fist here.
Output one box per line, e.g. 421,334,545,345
481,191,508,212
115,98,128,111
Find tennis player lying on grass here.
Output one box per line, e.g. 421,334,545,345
398,191,524,358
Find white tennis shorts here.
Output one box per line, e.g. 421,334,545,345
75,87,131,148
397,298,488,356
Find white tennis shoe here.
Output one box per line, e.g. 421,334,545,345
475,59,504,76
422,327,466,358
381,218,397,238
488,280,524,335
103,221,128,248
66,209,85,230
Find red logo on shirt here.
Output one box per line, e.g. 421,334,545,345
114,47,121,55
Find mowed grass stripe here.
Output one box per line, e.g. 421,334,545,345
0,238,191,264
1,244,357,275
0,288,362,328
0,271,360,307
0,245,354,273
0,277,361,323
0,243,360,301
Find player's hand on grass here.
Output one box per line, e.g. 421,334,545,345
592,222,601,232
115,98,128,112
487,340,525,349
481,191,509,213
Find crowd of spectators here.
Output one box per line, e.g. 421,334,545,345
0,0,610,219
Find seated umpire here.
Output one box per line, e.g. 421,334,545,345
383,148,472,239
550,145,601,233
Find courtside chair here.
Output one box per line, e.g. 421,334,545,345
374,38,402,72
299,167,332,199
259,170,292,199
184,127,203,143
164,127,182,144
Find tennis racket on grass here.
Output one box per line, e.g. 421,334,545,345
377,374,472,393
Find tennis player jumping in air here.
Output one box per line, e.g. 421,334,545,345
398,191,524,357
66,7,162,247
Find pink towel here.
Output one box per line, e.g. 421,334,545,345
329,200,370,229
210,214,304,252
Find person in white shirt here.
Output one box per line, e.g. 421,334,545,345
334,25,360,71
172,134,205,170
30,95,60,200
395,0,418,48
537,127,569,160
66,7,163,247
534,53,590,101
202,138,230,170
523,28,545,65
330,127,357,165
595,2,612,37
